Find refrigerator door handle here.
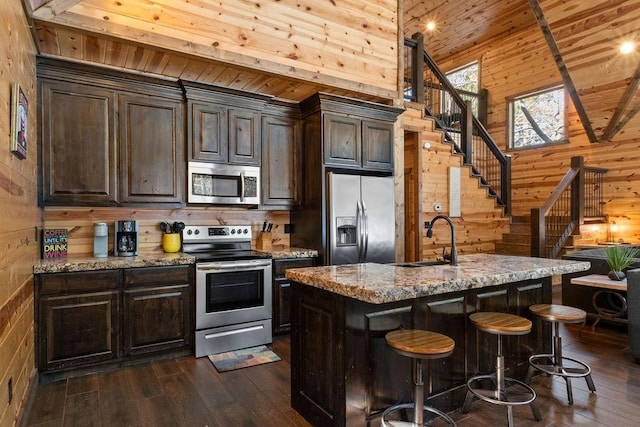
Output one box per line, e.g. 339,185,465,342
362,199,369,261
356,199,364,262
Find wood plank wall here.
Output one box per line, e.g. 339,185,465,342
436,24,640,244
43,208,291,256
403,105,510,259
0,1,40,425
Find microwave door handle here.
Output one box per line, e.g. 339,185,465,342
240,171,245,202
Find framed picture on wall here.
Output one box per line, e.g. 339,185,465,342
10,82,28,159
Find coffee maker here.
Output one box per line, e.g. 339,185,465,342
114,220,138,256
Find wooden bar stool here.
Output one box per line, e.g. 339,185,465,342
526,304,596,404
462,312,541,427
382,329,457,426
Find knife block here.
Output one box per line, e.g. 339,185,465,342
256,232,272,251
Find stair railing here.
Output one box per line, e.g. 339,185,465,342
531,156,607,258
404,34,511,215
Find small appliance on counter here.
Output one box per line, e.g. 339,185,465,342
93,222,108,258
114,220,138,256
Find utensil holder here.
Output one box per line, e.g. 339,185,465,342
163,233,181,253
256,232,272,251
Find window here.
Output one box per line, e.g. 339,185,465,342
445,61,480,117
446,62,479,93
509,86,566,149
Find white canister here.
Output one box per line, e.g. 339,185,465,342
93,223,108,257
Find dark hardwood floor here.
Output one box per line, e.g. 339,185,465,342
22,296,640,426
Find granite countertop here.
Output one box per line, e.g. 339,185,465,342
34,247,318,274
34,252,196,274
285,254,591,304
265,247,319,259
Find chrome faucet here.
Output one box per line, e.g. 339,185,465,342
425,215,458,266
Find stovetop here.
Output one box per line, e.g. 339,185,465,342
182,225,272,262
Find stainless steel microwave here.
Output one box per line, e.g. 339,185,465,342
188,162,260,205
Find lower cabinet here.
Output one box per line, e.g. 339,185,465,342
123,266,192,356
272,257,316,334
35,265,194,378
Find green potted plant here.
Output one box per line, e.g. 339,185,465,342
604,245,639,281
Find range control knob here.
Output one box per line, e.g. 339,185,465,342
243,228,249,234
231,229,236,234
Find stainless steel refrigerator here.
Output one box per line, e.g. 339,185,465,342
327,172,395,265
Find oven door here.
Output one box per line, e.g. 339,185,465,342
195,259,272,330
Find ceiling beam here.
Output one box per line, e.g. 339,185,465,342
528,0,598,143
601,63,640,141
31,0,83,19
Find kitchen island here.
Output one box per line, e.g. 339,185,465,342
285,254,590,426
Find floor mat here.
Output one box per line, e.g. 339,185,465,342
208,345,281,372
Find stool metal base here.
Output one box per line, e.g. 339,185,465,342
381,403,456,427
462,374,541,427
526,320,596,405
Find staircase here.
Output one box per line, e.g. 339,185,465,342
495,216,596,258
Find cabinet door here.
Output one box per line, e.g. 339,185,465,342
261,115,301,208
362,120,394,172
323,113,361,168
38,291,120,371
189,102,227,162
40,80,117,205
123,284,191,356
228,109,261,165
118,94,185,205
273,258,316,333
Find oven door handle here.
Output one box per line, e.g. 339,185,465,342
197,261,272,271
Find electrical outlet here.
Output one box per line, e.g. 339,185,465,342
284,224,294,234
8,377,12,404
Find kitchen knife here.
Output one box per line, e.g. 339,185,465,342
267,223,273,232
262,221,267,232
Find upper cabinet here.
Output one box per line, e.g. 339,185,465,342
181,81,269,166
301,93,403,173
261,101,303,209
38,57,185,207
40,79,117,205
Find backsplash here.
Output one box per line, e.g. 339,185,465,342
43,206,291,256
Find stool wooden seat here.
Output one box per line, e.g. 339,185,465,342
382,330,457,426
462,312,541,427
526,304,596,405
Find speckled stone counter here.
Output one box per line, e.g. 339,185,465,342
289,254,590,427
266,247,318,259
285,253,590,304
33,252,195,274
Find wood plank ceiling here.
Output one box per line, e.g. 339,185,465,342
24,0,640,143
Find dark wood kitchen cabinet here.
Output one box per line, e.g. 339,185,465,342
123,266,193,356
118,94,184,205
182,80,270,166
39,79,117,205
36,270,121,372
272,257,316,333
300,93,402,173
37,57,185,207
261,101,303,208
35,264,194,380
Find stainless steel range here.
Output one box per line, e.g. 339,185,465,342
182,225,272,357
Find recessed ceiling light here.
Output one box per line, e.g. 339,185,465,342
620,41,635,54
426,22,436,32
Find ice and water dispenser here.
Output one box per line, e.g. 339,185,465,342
336,217,357,246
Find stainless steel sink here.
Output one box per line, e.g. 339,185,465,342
394,260,450,267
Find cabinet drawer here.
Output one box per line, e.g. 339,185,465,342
124,265,192,288
38,270,120,295
274,258,316,277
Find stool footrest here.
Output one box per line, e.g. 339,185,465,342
464,375,537,407
381,402,456,427
528,354,592,378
